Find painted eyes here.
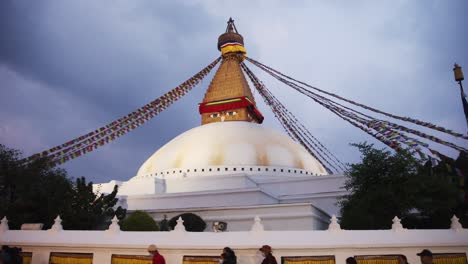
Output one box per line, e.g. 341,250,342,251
210,111,237,118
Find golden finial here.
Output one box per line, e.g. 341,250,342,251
217,18,246,56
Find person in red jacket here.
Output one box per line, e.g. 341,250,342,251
148,244,166,264
259,245,277,264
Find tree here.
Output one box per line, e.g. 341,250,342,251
168,213,206,232
61,176,126,230
0,144,126,230
339,142,459,230
0,144,73,229
120,211,159,231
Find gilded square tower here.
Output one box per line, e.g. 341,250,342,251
199,18,263,125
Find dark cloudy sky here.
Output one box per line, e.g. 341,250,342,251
1,1,467,183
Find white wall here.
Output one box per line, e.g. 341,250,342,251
126,188,279,210
1,220,467,264
147,203,330,231
93,172,347,218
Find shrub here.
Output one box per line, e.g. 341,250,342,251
168,213,206,232
120,211,159,231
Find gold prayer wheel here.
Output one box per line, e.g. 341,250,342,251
453,63,464,81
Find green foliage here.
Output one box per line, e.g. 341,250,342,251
0,144,72,229
339,142,459,230
454,152,468,227
120,211,159,231
61,177,126,230
168,213,206,232
0,144,126,230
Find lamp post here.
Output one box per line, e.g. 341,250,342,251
453,63,468,130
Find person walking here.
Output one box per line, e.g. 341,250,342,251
259,245,277,264
222,247,237,264
417,249,433,264
147,244,165,264
346,257,357,264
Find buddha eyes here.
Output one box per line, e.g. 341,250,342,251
210,111,237,118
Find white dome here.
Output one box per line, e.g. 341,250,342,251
136,122,328,176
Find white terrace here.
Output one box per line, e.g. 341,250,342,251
0,215,467,264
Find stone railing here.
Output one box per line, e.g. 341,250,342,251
0,216,467,264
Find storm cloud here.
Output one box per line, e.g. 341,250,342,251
1,0,467,183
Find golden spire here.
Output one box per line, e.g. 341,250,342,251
199,18,263,125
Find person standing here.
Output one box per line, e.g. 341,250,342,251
417,249,433,264
159,215,169,231
148,244,165,264
259,245,277,264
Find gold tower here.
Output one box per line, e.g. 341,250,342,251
199,18,264,125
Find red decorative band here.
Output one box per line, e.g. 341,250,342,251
199,96,264,123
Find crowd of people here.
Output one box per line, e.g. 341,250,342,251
148,244,437,264
0,244,438,264
147,244,278,264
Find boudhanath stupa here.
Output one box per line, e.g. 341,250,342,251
3,17,467,264
94,19,346,231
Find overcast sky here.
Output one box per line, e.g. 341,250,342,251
1,0,467,183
